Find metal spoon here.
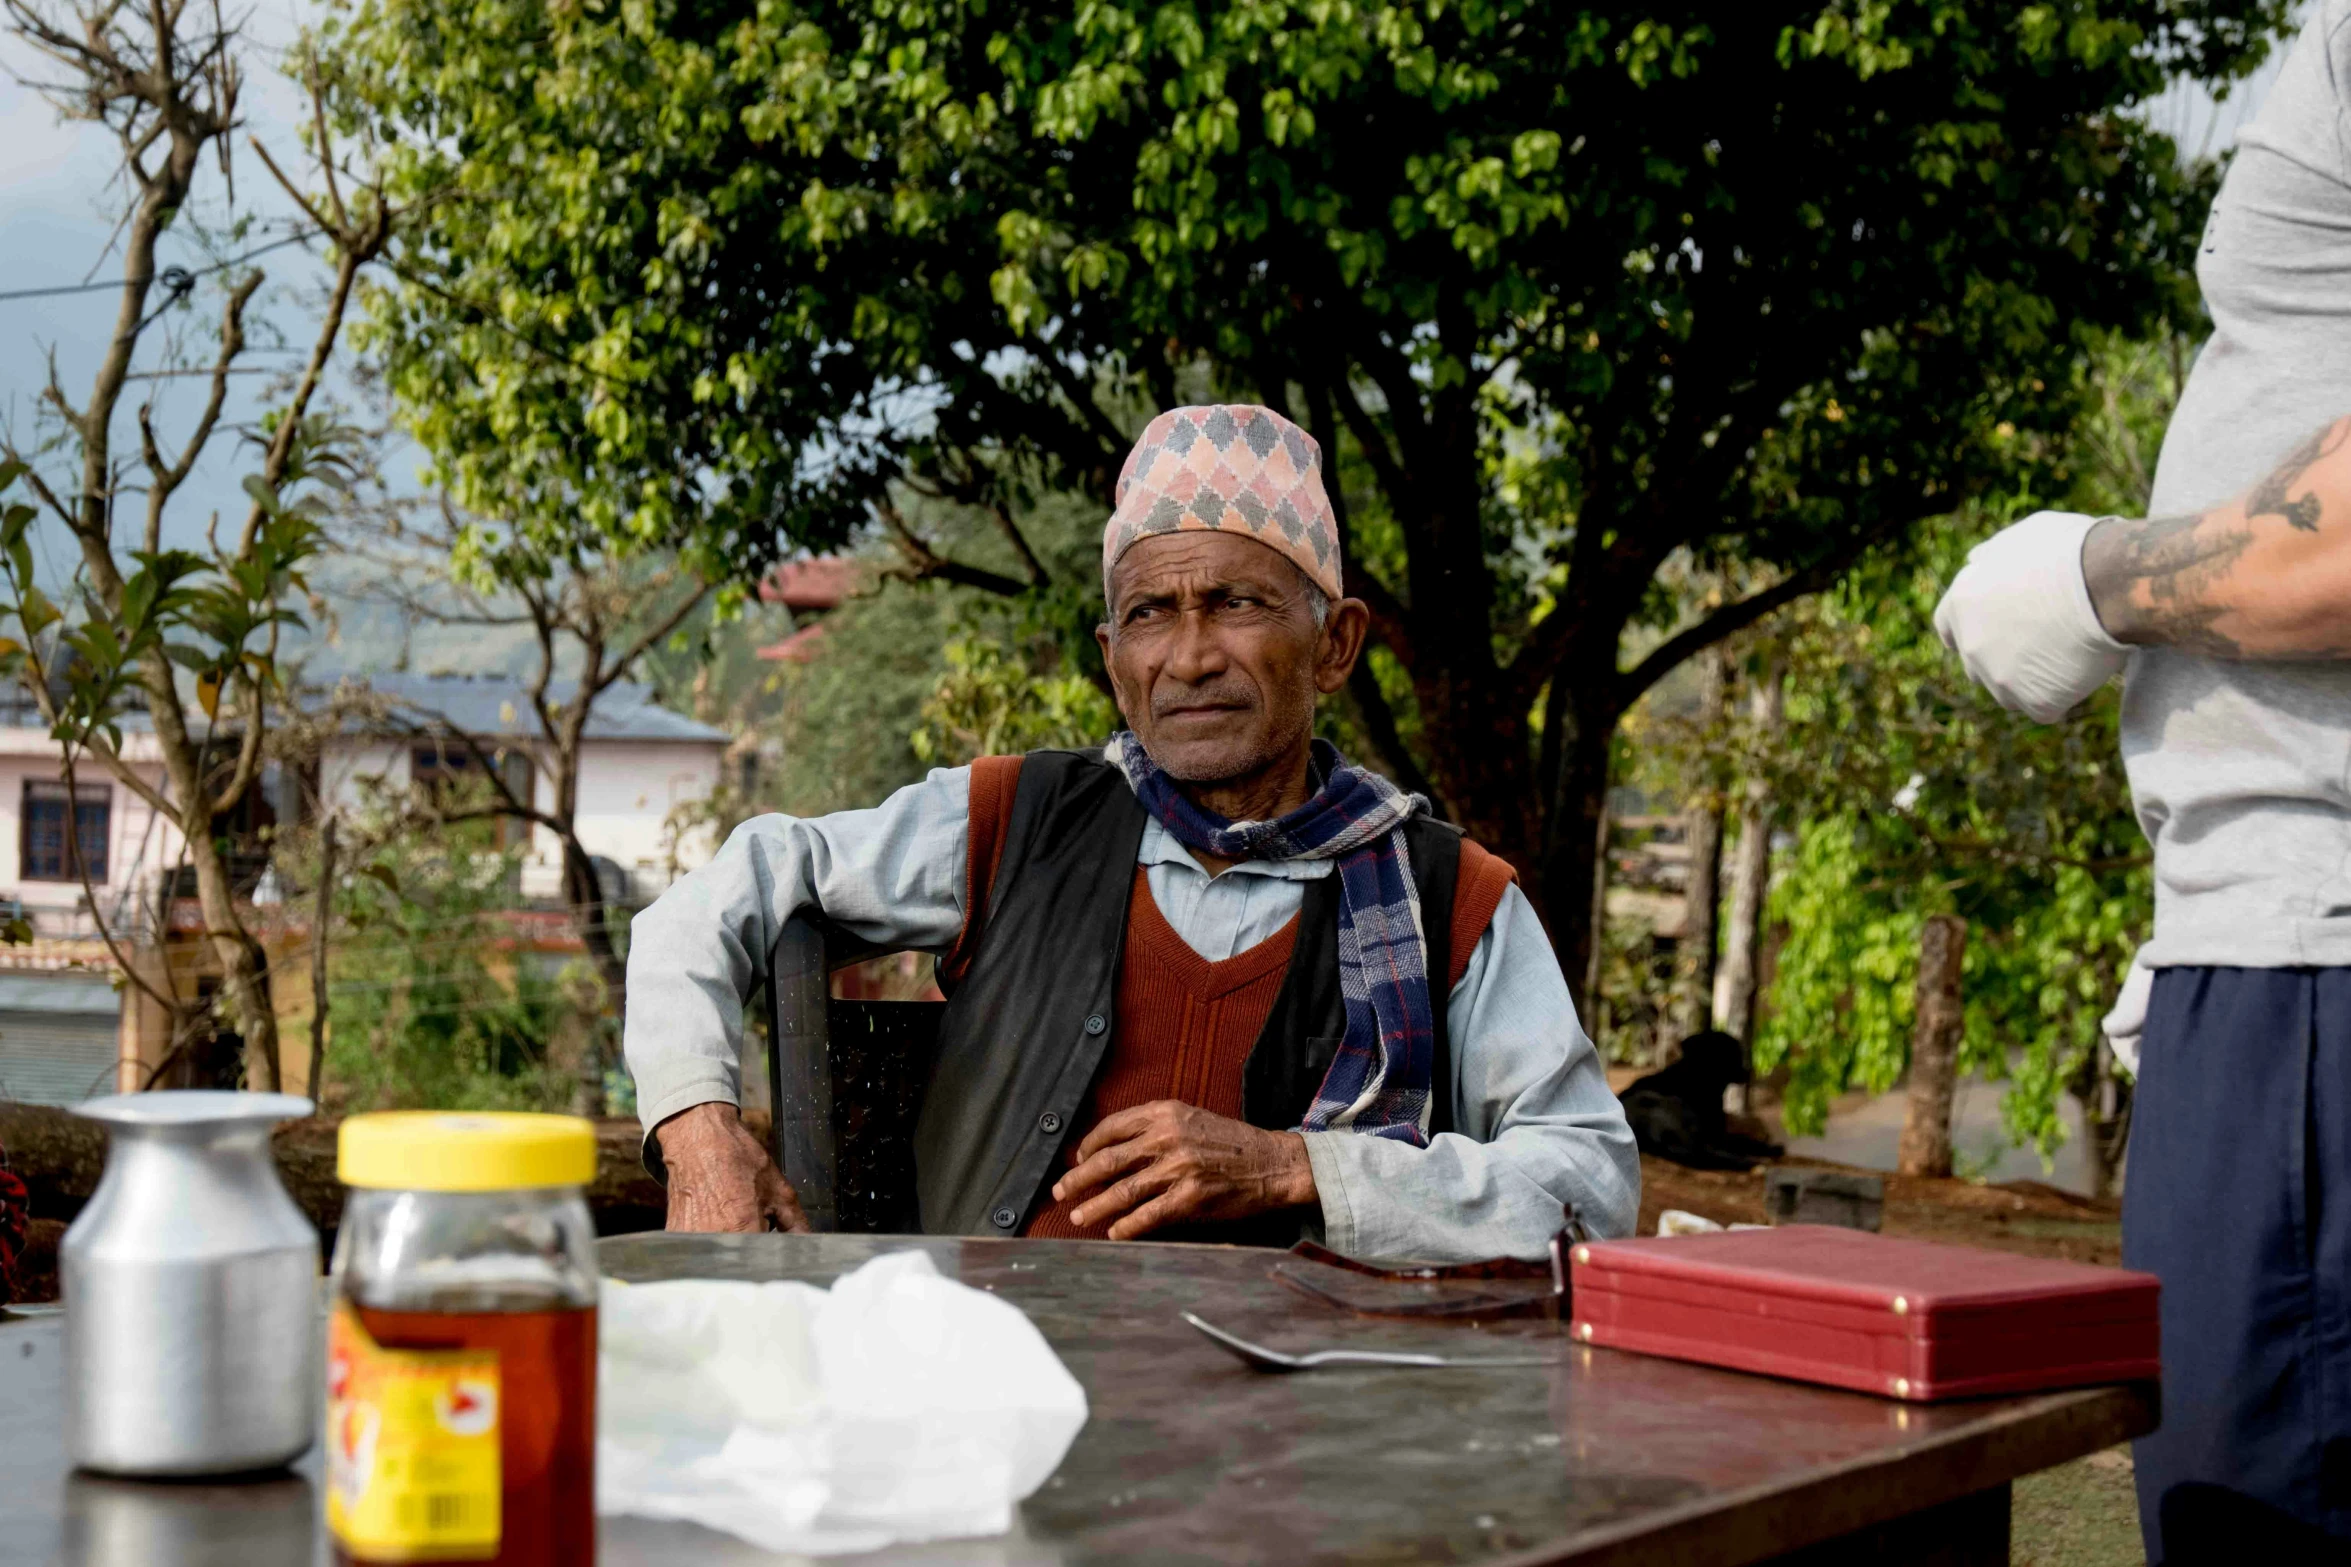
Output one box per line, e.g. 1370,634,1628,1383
1181,1312,1560,1373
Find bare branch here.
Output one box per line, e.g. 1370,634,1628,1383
246,134,335,237
73,730,179,818
596,577,709,697
57,743,186,1022
145,267,259,552
236,234,369,555
877,501,1031,596
207,664,269,818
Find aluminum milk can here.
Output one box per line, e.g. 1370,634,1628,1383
63,1090,319,1475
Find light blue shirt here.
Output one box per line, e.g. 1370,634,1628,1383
623,764,1639,1261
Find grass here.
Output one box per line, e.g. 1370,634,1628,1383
2014,1446,2143,1566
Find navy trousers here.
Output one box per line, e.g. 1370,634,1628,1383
2125,966,2351,1564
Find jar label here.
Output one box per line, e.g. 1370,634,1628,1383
326,1303,502,1561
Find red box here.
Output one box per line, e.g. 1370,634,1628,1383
1570,1225,2160,1401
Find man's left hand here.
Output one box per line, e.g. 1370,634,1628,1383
1053,1100,1316,1239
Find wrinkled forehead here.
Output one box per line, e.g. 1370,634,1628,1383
1104,530,1310,609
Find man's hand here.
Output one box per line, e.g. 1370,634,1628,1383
655,1102,809,1234
1051,1100,1315,1240
1933,510,2128,722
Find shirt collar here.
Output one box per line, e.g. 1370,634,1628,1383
1137,817,1333,881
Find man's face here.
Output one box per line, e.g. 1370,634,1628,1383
1096,531,1363,785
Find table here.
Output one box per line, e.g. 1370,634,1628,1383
0,1232,2156,1566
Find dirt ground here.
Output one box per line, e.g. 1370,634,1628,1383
1637,1153,2124,1265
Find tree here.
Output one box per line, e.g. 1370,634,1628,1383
1733,526,2144,1192
0,1,397,1088
324,0,2289,1002
1741,328,2185,1194
311,819,578,1114
1898,913,1967,1178
1713,658,1784,1048
1669,645,1729,1045
336,509,712,1109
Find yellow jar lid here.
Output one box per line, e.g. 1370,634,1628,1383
338,1111,597,1192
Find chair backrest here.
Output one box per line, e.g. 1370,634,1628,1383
764,915,944,1232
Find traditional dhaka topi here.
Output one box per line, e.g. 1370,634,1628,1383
1102,404,1343,600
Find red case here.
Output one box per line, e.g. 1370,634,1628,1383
1570,1225,2160,1402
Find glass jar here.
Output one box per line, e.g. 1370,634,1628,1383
327,1112,599,1567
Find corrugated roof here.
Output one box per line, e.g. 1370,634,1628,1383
760,556,861,611
306,672,730,745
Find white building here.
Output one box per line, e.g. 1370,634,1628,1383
0,702,178,1106
316,672,730,904
0,675,729,1105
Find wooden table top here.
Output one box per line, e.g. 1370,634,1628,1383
0,1232,2155,1566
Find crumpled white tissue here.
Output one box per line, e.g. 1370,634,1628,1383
598,1249,1089,1556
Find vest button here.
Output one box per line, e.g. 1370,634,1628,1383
1083,1012,1107,1036
1039,1111,1064,1135
991,1207,1018,1229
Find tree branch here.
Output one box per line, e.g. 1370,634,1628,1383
206,662,269,818
1302,377,1417,667
1614,536,1881,709
143,267,259,552
1346,659,1445,813
877,501,1032,596
596,576,709,697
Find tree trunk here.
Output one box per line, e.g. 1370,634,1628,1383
186,825,281,1093
1713,662,1785,1044
2069,1032,2134,1201
561,834,629,1117
1530,679,1622,1023
308,817,339,1107
1670,647,1729,1046
1898,914,1968,1179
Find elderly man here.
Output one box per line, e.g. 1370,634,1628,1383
625,403,1637,1261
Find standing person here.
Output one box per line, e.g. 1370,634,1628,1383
1936,9,2351,1557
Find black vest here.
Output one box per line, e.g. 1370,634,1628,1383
911,750,1465,1237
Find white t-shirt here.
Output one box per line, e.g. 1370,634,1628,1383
2131,0,2351,967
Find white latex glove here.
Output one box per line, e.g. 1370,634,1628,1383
1933,510,2130,722
2100,946,2153,1078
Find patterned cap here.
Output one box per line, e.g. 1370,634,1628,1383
1102,404,1342,600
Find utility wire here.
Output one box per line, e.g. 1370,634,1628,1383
0,230,318,306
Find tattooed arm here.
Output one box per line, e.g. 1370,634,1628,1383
2083,417,2351,658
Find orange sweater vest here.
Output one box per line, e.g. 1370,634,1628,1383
943,756,1516,1241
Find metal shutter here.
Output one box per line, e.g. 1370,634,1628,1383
0,975,122,1105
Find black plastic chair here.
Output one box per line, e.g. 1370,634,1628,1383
763,914,943,1232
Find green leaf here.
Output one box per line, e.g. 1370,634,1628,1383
18,584,60,637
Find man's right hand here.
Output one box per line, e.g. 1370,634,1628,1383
655,1102,810,1233
1934,509,2129,723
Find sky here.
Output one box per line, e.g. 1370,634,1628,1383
0,4,2307,604
0,1,348,578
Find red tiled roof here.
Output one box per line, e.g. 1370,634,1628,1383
760,557,860,611
755,623,830,664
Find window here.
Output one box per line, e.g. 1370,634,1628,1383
411,744,536,851
22,781,111,882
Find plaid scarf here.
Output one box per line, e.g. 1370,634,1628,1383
1104,733,1436,1145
